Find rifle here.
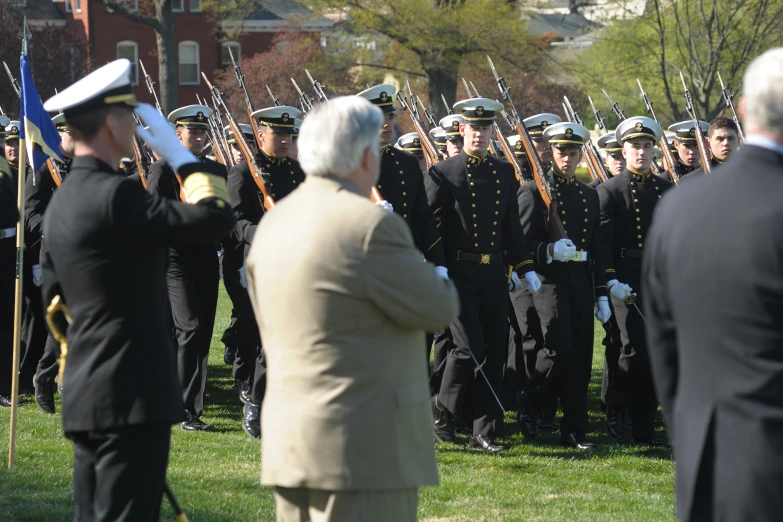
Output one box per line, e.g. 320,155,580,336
226,47,265,156
588,95,607,134
418,96,438,130
196,94,231,168
441,94,452,116
396,90,440,169
488,55,566,241
202,72,275,210
139,60,163,115
718,71,745,144
679,71,712,173
469,82,525,183
291,78,314,114
305,69,329,104
203,93,233,166
3,61,20,98
265,85,281,107
637,78,679,184
563,96,607,183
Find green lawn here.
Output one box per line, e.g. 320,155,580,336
0,287,675,522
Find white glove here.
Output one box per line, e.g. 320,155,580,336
550,238,577,263
525,271,542,294
32,264,42,287
509,271,524,292
239,266,247,289
595,296,611,323
135,103,197,172
435,266,449,280
376,200,394,213
608,279,633,302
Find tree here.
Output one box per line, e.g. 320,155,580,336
572,0,783,127
93,0,179,112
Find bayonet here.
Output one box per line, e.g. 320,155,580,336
441,94,452,115
588,95,606,133
602,88,625,121
3,61,20,98
139,60,163,115
305,69,328,104
717,71,746,143
291,77,314,114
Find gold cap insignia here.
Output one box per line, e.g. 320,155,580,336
413,138,420,147
515,140,523,150
689,128,696,137
476,106,484,116
282,113,290,122
635,122,643,132
380,91,388,102
451,120,459,131
197,112,204,121
541,121,548,129
565,128,574,138
10,126,18,135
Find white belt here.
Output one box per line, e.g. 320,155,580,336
0,227,16,239
566,251,588,262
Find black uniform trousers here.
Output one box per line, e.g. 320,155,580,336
220,259,260,389
20,259,47,391
438,261,507,437
0,239,15,397
35,333,60,385
70,422,170,522
168,254,219,417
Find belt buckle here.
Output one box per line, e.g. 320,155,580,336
570,251,583,262
480,254,491,265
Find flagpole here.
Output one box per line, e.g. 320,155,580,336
9,16,31,470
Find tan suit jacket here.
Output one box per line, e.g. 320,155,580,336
246,175,459,491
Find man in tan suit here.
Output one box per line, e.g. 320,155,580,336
246,96,460,522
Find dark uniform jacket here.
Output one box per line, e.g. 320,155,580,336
378,145,445,266
425,151,534,275
687,156,725,178
673,160,699,180
228,149,305,248
518,171,607,298
597,168,673,289
25,158,71,266
644,144,783,522
0,156,18,281
40,156,234,432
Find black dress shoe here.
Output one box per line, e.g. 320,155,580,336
223,345,236,366
635,437,670,448
233,380,251,405
431,395,456,443
242,402,261,439
0,394,11,408
537,403,559,431
180,410,212,432
605,407,626,442
34,380,56,414
561,431,597,451
469,434,505,453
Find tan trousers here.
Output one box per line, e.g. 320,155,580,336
274,486,418,522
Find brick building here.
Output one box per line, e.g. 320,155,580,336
21,0,330,108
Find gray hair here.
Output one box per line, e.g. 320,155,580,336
298,96,383,178
743,47,783,135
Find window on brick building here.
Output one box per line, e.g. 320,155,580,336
73,0,81,12
221,42,241,67
171,0,183,12
65,0,71,13
179,41,199,85
190,0,202,12
116,41,138,86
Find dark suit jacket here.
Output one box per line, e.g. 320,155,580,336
41,156,234,432
644,144,783,521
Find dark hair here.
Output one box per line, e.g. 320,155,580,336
67,106,130,141
708,116,739,137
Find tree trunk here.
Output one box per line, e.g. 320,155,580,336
426,67,458,121
155,0,177,113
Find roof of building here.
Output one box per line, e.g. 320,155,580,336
222,0,333,31
13,0,65,23
526,11,600,40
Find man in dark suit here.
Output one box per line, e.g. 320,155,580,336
0,152,17,407
644,47,783,522
40,59,234,521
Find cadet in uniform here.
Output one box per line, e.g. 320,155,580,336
146,104,227,431
31,114,75,413
40,59,233,521
228,104,305,438
512,123,610,449
439,114,464,158
597,116,671,446
689,116,740,176
668,120,709,178
427,97,541,453
430,126,448,160
0,142,16,407
396,132,426,172
596,132,625,181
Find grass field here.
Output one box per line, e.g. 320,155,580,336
0,287,675,522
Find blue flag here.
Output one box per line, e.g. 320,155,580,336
19,55,62,173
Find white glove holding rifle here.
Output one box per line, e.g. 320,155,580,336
134,104,197,172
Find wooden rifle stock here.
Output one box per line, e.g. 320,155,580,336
694,125,712,173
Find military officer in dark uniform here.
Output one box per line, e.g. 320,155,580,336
228,104,305,438
595,132,625,181
0,151,17,407
427,97,542,453
430,127,448,160
597,116,671,446
439,114,464,158
396,131,426,172
511,122,611,449
688,116,740,176
30,113,74,413
146,104,227,432
668,120,709,178
40,59,234,521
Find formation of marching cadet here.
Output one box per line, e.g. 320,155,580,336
0,56,745,454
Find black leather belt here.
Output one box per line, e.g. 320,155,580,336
619,248,643,259
452,250,502,265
